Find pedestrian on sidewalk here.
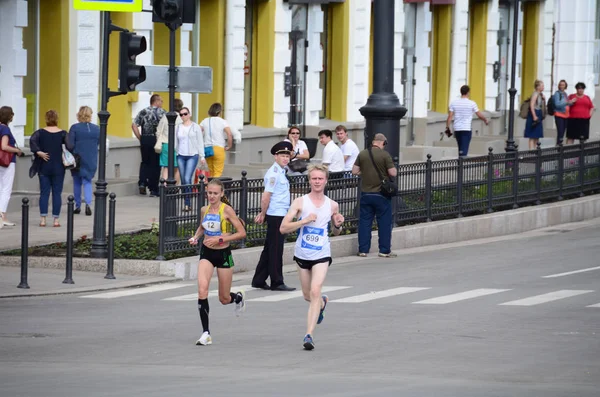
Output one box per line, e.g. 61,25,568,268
567,82,595,145
446,85,489,158
177,107,205,212
280,164,344,350
155,98,183,185
67,106,100,216
352,133,397,258
335,125,359,172
132,94,165,197
318,129,345,174
30,110,67,228
188,178,247,346
251,141,296,292
524,80,546,150
199,103,233,178
551,80,571,146
0,106,23,228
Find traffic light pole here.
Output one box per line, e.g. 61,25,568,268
166,23,180,186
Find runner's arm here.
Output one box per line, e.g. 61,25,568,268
280,198,311,234
330,201,344,236
189,207,207,244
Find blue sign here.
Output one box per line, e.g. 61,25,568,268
73,0,142,12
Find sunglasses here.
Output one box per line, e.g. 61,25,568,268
290,132,300,135
180,112,189,116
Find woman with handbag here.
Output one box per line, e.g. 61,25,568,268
30,110,68,227
0,106,23,228
177,107,206,211
67,106,100,216
285,126,310,175
199,103,233,178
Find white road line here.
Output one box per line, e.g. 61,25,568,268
163,285,257,301
331,287,430,303
499,290,594,306
542,266,600,278
80,283,193,299
413,288,511,305
246,286,352,302
587,303,600,308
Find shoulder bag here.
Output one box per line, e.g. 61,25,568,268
204,118,214,158
0,126,13,167
367,148,398,198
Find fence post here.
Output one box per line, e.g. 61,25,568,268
156,179,166,260
579,137,585,197
105,193,116,280
425,154,432,222
239,171,248,247
456,156,464,218
487,147,494,213
557,143,564,201
512,151,520,209
63,195,75,284
17,198,30,289
393,157,400,227
535,142,542,205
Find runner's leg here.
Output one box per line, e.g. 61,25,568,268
305,262,329,336
197,259,214,333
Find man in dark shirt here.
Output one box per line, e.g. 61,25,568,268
132,94,166,196
352,133,398,258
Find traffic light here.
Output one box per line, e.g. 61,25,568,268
118,32,147,92
152,0,183,24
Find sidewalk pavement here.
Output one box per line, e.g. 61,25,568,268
0,194,159,251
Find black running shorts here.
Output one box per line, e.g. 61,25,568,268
293,256,332,270
200,245,235,268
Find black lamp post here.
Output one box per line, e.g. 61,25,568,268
505,0,520,153
359,0,407,158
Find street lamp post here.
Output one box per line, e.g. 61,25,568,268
505,0,520,153
359,0,407,158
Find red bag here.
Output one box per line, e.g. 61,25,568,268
0,148,12,168
195,168,210,184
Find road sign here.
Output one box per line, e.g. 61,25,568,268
73,0,143,12
135,66,213,94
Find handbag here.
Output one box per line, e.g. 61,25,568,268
288,159,310,173
367,148,398,198
0,148,11,167
62,144,77,169
204,117,214,158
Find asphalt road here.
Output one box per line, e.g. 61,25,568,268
1,220,600,397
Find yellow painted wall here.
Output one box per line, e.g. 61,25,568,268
468,1,488,109
326,1,349,122
521,1,540,97
38,0,70,130
107,12,136,138
153,23,181,106
431,5,452,113
251,0,275,127
199,0,226,118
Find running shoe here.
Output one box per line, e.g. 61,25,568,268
195,331,212,346
378,252,398,258
235,290,246,317
317,295,328,325
303,334,315,350
357,252,367,257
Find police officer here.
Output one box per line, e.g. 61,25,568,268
251,141,296,291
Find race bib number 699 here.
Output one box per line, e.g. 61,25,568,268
300,226,325,251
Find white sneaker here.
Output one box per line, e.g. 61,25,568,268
195,331,212,346
2,220,15,226
234,290,246,317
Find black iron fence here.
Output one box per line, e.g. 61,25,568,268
157,141,600,257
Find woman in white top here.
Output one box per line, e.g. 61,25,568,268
285,126,310,175
176,107,205,211
199,103,233,178
280,164,344,351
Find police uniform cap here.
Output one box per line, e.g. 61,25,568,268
271,141,294,155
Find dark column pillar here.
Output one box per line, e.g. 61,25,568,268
505,0,520,153
359,0,407,158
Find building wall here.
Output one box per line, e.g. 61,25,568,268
449,0,469,105
305,4,325,126
346,0,371,122
224,0,245,131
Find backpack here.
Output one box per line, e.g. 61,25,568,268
519,98,531,119
547,95,555,116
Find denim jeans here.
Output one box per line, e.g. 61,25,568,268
358,192,392,254
72,174,93,209
555,117,567,145
39,173,65,218
455,130,472,158
177,154,199,207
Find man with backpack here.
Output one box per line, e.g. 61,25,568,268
132,94,166,197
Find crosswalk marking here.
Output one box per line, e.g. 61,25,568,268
413,288,511,305
332,287,430,303
163,285,257,301
80,283,193,299
587,303,600,308
500,290,594,306
246,286,352,302
543,266,600,278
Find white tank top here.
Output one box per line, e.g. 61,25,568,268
294,195,332,261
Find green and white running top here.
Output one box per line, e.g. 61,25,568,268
294,195,332,261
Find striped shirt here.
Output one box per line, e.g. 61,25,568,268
449,98,479,131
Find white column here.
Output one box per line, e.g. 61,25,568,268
449,0,469,105
485,0,500,111
179,23,193,109
540,0,554,98
0,0,27,146
224,0,245,131
132,0,155,119
553,0,595,99
506,4,523,110
346,0,371,122
273,0,291,128
304,4,324,126
393,0,405,104
71,10,101,125
413,2,432,119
